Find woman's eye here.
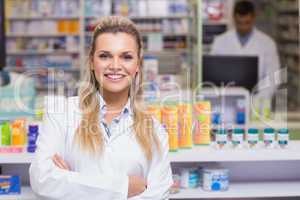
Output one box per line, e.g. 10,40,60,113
99,54,109,59
123,55,133,60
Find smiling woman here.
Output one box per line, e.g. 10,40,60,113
29,16,173,200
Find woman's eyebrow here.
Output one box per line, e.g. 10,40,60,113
121,51,134,54
96,50,111,54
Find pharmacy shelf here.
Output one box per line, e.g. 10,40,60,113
0,152,34,164
6,66,80,72
2,142,300,164
0,186,36,200
6,33,79,37
1,181,300,200
169,141,300,162
144,49,188,55
85,15,191,20
7,16,80,20
203,19,229,25
85,31,191,37
170,181,300,199
7,50,80,55
248,121,300,130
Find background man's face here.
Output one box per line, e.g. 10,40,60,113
234,14,256,36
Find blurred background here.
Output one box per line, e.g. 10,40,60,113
0,0,299,200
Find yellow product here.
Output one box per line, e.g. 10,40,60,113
11,119,26,146
147,105,161,122
69,20,79,34
178,104,192,148
193,102,211,145
57,20,67,33
161,106,178,152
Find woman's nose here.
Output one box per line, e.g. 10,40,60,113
109,57,122,70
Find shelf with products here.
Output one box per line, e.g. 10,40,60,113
170,181,300,199
5,0,80,19
2,141,300,164
1,181,300,200
274,0,300,111
6,33,80,38
7,50,80,56
0,186,36,200
7,16,80,20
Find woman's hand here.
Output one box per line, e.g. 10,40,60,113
52,154,70,171
128,176,147,198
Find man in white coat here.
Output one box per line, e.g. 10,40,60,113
211,0,280,98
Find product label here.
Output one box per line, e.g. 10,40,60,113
203,171,229,191
247,134,258,144
278,134,289,145
216,134,227,144
232,134,243,144
264,134,275,144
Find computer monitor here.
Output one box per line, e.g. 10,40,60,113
0,0,5,69
202,55,258,91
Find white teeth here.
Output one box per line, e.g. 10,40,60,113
106,74,123,80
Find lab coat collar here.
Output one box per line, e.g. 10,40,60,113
97,92,133,120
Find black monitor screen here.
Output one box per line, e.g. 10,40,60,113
202,55,258,91
0,0,5,69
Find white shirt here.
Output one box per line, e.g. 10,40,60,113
29,95,173,200
211,28,280,97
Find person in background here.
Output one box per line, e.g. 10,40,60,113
29,16,173,200
211,0,280,98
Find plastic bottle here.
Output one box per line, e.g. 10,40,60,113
215,129,227,149
1,122,11,146
11,120,26,146
27,125,39,153
193,101,211,145
161,105,178,152
263,128,275,148
232,128,244,148
147,105,161,122
247,128,259,149
178,104,192,149
277,128,289,149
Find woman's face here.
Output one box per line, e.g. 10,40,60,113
92,32,140,94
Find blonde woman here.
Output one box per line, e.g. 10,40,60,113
29,16,173,200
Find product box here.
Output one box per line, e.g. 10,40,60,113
0,175,21,195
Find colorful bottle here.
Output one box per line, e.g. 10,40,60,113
193,101,211,145
1,122,11,146
11,119,26,146
161,105,178,152
263,128,275,149
27,125,39,153
178,104,192,149
247,128,259,149
147,105,161,122
232,128,244,148
215,129,227,149
277,128,289,149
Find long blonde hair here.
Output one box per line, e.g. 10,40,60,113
74,16,160,161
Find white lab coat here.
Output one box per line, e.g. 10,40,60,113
29,96,173,200
211,28,280,97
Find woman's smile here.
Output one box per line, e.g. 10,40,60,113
104,73,127,82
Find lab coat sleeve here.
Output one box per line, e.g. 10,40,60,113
29,96,128,200
132,118,173,200
210,36,222,55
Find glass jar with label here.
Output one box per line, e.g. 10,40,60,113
263,128,275,149
232,128,244,148
215,129,227,149
278,128,289,149
247,128,259,149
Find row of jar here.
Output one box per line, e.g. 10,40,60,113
213,128,289,149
